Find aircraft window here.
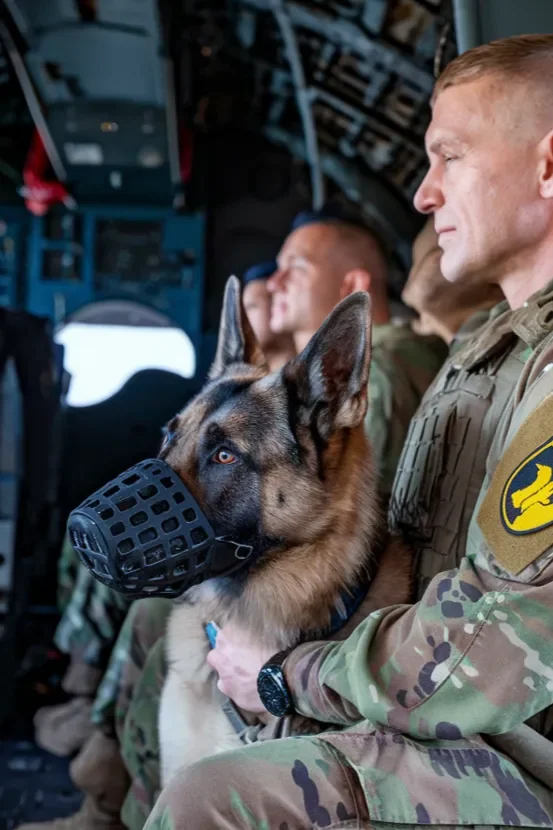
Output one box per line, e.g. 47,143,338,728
55,300,195,407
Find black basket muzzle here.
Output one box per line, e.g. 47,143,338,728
67,459,253,599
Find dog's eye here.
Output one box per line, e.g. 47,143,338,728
213,449,237,465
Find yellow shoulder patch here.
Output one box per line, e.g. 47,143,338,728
478,394,553,574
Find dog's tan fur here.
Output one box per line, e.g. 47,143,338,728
158,277,413,785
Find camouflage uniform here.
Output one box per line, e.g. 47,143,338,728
90,599,170,742
119,639,166,830
57,532,81,613
82,600,171,830
55,535,132,675
365,323,447,499
143,285,553,829
32,538,135,758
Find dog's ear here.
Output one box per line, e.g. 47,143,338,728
285,292,372,437
209,276,267,379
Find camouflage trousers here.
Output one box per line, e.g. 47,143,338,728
87,604,553,830
90,598,170,741
120,637,167,830
85,597,171,830
87,603,553,830
144,725,553,830
55,533,132,670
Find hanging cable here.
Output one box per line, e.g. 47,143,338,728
272,2,324,209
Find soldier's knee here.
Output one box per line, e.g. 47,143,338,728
149,754,242,830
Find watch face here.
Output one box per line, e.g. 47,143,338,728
258,666,292,718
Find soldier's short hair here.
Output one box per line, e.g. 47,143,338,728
433,34,553,104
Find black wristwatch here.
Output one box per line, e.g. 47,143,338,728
257,649,294,717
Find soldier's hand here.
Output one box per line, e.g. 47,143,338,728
206,623,274,714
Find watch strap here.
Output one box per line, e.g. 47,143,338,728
262,648,294,671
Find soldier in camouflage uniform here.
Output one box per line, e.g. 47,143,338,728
142,34,553,830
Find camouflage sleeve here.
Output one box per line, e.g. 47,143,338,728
285,340,553,739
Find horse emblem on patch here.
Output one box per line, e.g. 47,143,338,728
501,439,553,535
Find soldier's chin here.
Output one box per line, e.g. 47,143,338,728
440,248,467,284
270,310,290,335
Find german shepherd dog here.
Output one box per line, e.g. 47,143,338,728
157,276,412,786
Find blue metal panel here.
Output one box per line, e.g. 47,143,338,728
24,206,206,343
161,213,205,339
26,214,93,322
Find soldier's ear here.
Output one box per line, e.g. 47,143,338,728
210,276,267,379
538,128,553,201
340,268,371,299
283,292,372,439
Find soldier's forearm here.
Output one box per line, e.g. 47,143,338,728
286,554,553,739
284,641,363,725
